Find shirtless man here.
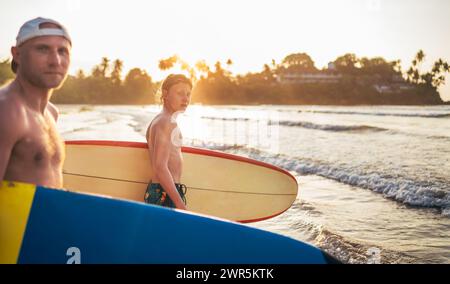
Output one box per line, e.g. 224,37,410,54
144,74,192,210
0,17,71,188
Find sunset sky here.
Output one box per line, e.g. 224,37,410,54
1,0,449,100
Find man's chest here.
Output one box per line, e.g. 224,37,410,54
12,114,64,164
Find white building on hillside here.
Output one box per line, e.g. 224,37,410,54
277,73,342,84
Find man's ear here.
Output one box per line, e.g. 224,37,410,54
11,46,19,64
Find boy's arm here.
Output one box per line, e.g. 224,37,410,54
150,120,187,210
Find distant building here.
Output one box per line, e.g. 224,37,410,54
373,84,393,94
372,73,416,94
397,84,415,91
276,61,342,84
328,62,336,71
373,83,416,94
277,72,342,84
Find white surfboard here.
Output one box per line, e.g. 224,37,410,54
63,140,298,222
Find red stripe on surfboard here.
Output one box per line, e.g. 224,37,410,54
65,140,298,184
238,207,291,223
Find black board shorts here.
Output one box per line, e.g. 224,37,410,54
144,182,187,208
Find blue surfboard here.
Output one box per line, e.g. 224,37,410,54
0,181,337,264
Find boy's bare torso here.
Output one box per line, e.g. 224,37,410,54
146,113,183,183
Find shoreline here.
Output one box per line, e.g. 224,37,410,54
53,102,450,106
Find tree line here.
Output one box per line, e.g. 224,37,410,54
0,50,448,105
53,58,156,104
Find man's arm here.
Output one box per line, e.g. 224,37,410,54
0,104,21,182
150,120,187,210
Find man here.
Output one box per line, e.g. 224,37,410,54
0,17,72,188
144,74,192,210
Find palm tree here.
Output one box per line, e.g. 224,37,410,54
111,59,123,84
391,60,402,73
92,66,102,78
195,60,210,74
428,58,450,87
158,55,178,71
271,59,277,70
180,60,190,72
76,69,86,80
416,50,425,64
214,61,224,76
226,59,233,68
407,50,426,84
100,57,110,78
179,60,196,81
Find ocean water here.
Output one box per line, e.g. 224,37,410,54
57,104,450,264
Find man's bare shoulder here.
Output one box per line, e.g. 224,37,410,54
0,86,26,139
0,86,24,120
46,102,59,121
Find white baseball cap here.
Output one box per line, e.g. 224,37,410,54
12,17,71,73
15,17,72,47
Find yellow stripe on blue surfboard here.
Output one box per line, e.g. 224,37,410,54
0,181,36,264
